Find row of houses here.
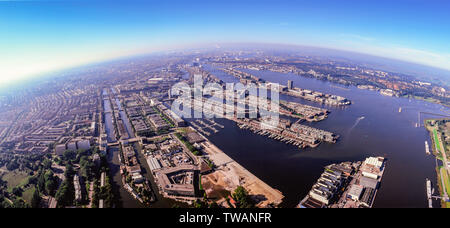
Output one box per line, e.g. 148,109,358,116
308,169,343,205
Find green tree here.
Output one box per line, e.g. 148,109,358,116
31,189,41,208
232,186,255,208
45,178,57,196
62,150,76,161
42,159,52,169
12,187,23,197
12,199,29,208
55,180,74,208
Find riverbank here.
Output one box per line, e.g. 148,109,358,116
425,119,450,208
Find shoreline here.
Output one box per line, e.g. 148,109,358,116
424,118,450,208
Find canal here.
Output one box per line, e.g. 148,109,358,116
115,98,135,139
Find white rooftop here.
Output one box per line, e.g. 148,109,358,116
364,157,383,168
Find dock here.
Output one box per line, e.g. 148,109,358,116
189,119,224,137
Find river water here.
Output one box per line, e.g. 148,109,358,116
102,89,116,143
201,66,448,208
115,98,135,139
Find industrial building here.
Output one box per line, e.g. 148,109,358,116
147,157,162,172
359,176,379,189
361,157,385,180
347,185,364,201
360,187,376,207
155,165,198,197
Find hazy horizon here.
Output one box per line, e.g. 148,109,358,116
2,42,450,93
1,0,450,85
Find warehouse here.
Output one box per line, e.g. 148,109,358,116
359,176,379,189
361,187,375,207
347,184,364,201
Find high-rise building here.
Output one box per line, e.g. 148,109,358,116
288,80,294,90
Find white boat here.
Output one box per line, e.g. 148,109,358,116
426,179,433,208
426,179,432,198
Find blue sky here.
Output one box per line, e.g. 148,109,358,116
1,0,450,85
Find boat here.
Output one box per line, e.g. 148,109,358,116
425,141,430,155
426,178,433,208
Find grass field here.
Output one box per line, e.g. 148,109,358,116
441,168,450,196
21,186,36,204
411,95,443,105
1,171,30,191
438,167,450,208
434,129,442,153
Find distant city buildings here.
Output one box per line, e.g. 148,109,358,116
287,80,293,90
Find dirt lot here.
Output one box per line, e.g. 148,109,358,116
201,141,284,207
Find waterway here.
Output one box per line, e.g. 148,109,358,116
202,65,448,208
102,89,116,143
104,88,187,208
115,98,135,139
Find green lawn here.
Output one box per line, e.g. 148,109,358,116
1,171,30,191
434,129,442,153
21,186,36,204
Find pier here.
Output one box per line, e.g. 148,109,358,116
189,119,223,136
418,111,450,127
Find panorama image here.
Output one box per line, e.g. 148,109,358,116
0,0,449,213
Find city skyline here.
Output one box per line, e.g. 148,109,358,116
1,0,450,85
